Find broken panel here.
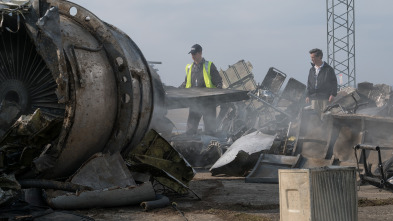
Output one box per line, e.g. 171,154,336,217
210,131,275,176
69,152,136,190
126,129,196,194
219,60,257,91
275,78,306,117
260,67,287,96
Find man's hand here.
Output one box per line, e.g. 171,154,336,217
329,95,334,102
305,97,310,103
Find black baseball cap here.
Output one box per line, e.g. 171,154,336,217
188,44,202,54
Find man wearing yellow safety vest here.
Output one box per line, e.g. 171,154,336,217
180,44,223,135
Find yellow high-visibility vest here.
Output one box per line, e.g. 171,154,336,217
185,61,215,88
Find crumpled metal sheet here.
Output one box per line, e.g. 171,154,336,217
275,78,306,117
0,109,62,173
30,141,146,210
171,134,229,168
357,82,392,108
1,108,60,141
45,182,155,210
126,129,196,194
260,67,286,95
210,131,275,176
326,87,360,114
23,150,154,210
69,152,136,190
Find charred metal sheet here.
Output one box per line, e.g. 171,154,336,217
277,78,306,104
69,152,136,190
165,87,250,109
260,67,286,96
210,131,275,176
45,182,155,210
0,109,61,144
247,68,291,128
0,109,62,174
248,92,292,118
326,87,361,114
219,60,257,91
246,154,302,183
275,78,306,117
126,130,195,194
171,134,228,168
357,82,391,108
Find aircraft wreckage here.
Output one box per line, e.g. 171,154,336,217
0,0,248,217
2,0,393,219
170,59,393,191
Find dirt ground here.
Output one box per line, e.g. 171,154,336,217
74,169,393,221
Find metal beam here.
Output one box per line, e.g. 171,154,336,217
327,0,356,88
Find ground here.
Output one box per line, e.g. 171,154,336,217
74,169,393,221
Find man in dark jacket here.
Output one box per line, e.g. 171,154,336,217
305,48,337,114
181,44,222,135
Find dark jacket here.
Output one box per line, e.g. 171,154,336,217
180,58,223,88
307,62,337,100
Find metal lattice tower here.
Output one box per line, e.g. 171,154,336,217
326,0,356,88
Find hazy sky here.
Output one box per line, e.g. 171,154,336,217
75,1,393,88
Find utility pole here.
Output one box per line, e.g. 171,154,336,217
326,0,356,88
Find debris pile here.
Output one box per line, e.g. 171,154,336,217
167,59,393,193
0,110,195,217
169,60,305,169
